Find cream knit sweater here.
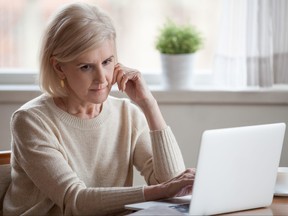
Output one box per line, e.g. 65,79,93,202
3,94,185,216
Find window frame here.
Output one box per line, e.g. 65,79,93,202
0,68,214,87
0,69,38,85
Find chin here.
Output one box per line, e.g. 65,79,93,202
92,96,109,104
89,88,110,104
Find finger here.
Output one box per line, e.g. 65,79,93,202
178,185,193,197
182,173,196,182
167,179,194,198
120,70,141,92
112,63,120,85
165,170,193,185
120,72,128,91
115,65,126,91
169,174,195,188
184,168,196,174
175,185,193,197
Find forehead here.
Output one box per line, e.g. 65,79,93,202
75,40,115,63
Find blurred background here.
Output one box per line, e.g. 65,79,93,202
0,0,221,74
1,0,288,185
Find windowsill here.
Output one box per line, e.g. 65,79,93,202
1,84,288,105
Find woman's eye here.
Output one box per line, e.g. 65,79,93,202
103,58,112,66
80,65,92,71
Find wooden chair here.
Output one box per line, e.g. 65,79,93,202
0,150,11,215
0,151,11,165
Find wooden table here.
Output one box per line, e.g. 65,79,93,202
129,196,288,215
264,196,288,215
222,196,288,215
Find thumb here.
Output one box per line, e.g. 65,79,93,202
112,63,119,85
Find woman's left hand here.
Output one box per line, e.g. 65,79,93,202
113,63,154,108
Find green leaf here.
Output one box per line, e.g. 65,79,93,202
155,19,204,54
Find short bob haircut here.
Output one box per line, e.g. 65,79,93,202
39,3,116,97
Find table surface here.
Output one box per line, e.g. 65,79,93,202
222,196,288,215
129,196,288,215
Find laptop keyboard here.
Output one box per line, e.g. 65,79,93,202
170,203,190,213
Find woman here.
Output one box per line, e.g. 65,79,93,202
3,2,195,215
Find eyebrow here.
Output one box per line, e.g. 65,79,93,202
104,55,114,61
103,55,114,61
75,55,115,66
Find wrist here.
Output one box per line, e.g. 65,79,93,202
139,98,167,131
144,184,169,201
137,97,157,111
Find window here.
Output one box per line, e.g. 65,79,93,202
0,0,221,84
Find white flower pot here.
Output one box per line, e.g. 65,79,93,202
160,53,195,90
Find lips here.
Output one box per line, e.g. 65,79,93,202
90,88,106,91
89,85,108,92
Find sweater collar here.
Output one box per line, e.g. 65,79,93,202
46,95,112,130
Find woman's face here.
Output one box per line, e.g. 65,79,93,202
59,40,116,105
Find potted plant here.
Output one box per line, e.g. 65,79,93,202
155,20,203,89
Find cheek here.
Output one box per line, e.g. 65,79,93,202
106,67,115,83
66,73,91,91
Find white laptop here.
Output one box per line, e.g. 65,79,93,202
125,123,286,215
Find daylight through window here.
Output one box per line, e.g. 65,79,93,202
0,0,221,75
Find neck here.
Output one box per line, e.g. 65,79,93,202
54,97,102,119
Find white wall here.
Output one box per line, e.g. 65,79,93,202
1,88,288,185
161,104,288,167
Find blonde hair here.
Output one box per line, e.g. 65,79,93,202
39,3,116,97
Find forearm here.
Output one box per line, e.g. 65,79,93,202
136,98,185,182
150,127,186,182
138,97,166,131
64,186,145,215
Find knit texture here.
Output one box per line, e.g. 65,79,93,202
3,94,185,215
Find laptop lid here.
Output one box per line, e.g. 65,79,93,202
125,123,286,215
189,123,286,215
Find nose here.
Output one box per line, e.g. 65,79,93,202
93,66,108,88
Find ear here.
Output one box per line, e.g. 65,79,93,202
50,57,65,79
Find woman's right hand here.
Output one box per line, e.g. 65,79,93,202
144,168,196,201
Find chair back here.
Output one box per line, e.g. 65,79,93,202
0,151,11,215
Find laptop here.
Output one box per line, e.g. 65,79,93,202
125,123,286,215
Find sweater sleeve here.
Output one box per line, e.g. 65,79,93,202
150,127,186,181
133,124,186,184
10,110,145,216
